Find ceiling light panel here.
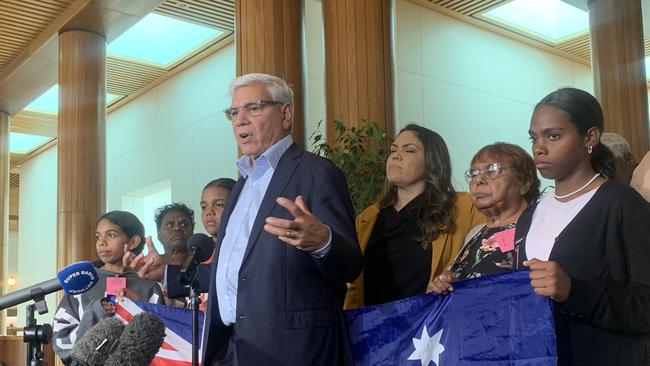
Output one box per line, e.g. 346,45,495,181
482,0,589,43
107,13,223,67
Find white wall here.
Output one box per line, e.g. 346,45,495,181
10,43,237,327
16,145,58,326
106,43,238,240
303,0,326,150
394,0,593,190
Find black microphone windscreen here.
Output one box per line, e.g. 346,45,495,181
71,317,125,366
104,312,166,366
186,233,214,262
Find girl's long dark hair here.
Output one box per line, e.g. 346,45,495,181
534,88,616,179
378,124,456,249
98,211,146,255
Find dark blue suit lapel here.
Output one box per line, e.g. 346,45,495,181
241,143,303,267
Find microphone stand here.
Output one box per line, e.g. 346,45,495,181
188,285,200,366
181,259,201,366
23,298,52,366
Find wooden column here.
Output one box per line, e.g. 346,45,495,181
57,30,106,268
235,0,304,146
589,0,649,159
0,111,8,335
323,0,394,140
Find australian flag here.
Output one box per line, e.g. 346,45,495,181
115,298,204,366
346,270,557,366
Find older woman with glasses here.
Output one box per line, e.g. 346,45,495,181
429,142,540,293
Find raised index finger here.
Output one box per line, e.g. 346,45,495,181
123,244,135,268
145,236,159,255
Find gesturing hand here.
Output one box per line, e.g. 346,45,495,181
101,299,116,317
524,259,572,303
264,195,330,252
122,236,165,282
116,288,141,302
427,270,458,294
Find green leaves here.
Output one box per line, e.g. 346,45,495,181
310,120,392,216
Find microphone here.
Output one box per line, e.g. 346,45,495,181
180,233,214,285
69,317,125,366
104,312,166,366
0,261,99,310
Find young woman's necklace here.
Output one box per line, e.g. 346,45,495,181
553,173,601,200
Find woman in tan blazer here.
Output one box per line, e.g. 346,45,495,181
344,124,484,309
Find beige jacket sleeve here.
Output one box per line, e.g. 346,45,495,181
631,151,650,202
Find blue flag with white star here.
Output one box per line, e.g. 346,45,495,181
345,270,557,365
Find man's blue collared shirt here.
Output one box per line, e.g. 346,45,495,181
215,135,293,325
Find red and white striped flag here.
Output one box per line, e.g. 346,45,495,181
115,298,204,366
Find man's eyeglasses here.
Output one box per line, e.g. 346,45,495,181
223,100,284,121
465,163,509,183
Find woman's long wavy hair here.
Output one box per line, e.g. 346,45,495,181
378,124,456,249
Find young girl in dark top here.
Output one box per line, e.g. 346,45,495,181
521,87,650,365
200,178,236,238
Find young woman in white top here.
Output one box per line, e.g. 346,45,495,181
520,87,650,366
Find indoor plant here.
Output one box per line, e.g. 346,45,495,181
310,120,392,215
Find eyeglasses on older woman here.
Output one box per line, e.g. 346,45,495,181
464,162,510,183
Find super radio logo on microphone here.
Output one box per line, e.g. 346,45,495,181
63,270,97,294
57,261,99,295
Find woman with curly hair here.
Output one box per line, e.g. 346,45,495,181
345,123,484,308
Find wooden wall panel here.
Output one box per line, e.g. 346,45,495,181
235,0,304,146
57,30,105,267
589,0,649,159
323,0,394,140
0,336,55,366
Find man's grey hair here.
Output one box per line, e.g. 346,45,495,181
229,73,294,130
600,132,632,158
230,73,294,107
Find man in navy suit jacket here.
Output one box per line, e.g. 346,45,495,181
128,73,362,365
